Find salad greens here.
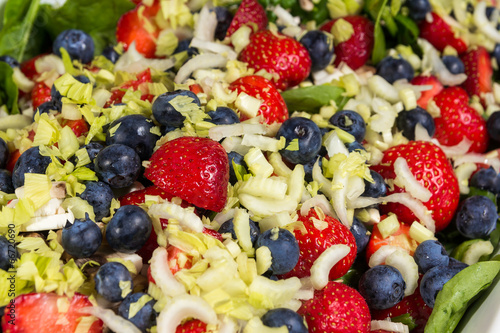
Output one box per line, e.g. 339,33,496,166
0,62,19,114
280,85,348,113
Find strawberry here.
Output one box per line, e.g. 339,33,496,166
31,82,52,111
60,118,89,137
119,184,176,206
1,293,103,333
411,75,443,109
145,137,229,212
239,30,311,90
366,223,417,263
460,46,493,100
419,13,467,54
298,281,371,333
279,208,357,281
225,0,267,38
320,15,374,70
372,141,460,232
147,245,194,284
176,319,207,333
105,68,154,106
433,87,489,153
20,54,49,80
228,75,288,124
6,150,21,173
116,6,160,58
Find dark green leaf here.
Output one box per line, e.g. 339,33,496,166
381,7,398,36
366,0,390,64
280,85,348,113
0,62,19,114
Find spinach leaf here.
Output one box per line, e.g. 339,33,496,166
425,261,500,333
280,85,348,113
0,62,19,114
365,0,390,64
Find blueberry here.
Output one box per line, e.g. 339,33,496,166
346,141,366,153
329,110,366,143
376,56,415,84
80,181,114,221
213,7,233,41
207,107,240,125
94,144,141,188
0,138,9,169
420,265,459,308
255,228,299,275
106,205,152,253
406,0,432,21
102,45,120,63
0,55,19,68
173,38,198,57
303,151,325,182
486,6,498,20
0,235,18,271
358,265,406,310
227,151,247,184
455,195,498,239
261,308,308,333
350,217,369,254
492,44,500,69
62,214,102,258
442,56,465,74
94,262,133,302
152,90,200,128
72,142,104,171
414,240,449,274
34,100,61,120
12,146,52,189
362,170,387,198
448,257,468,272
487,111,500,142
470,167,500,194
276,117,322,165
0,170,14,194
218,218,260,245
53,29,95,64
106,114,159,160
300,30,335,72
118,292,156,332
396,106,435,140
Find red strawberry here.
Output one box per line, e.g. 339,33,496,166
60,118,89,137
433,87,489,153
105,68,153,106
320,15,374,70
148,244,194,283
225,0,267,37
20,54,49,80
145,137,229,212
419,13,467,54
31,82,52,111
366,223,417,263
239,30,311,90
298,281,371,333
176,319,207,333
372,141,460,232
116,6,160,58
6,150,21,173
119,184,176,206
460,47,493,100
411,75,443,109
1,293,103,333
228,75,288,124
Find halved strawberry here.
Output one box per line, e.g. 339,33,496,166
419,13,467,54
460,46,493,101
411,75,443,109
31,82,52,111
1,293,103,333
365,223,417,263
228,75,288,124
225,0,267,37
176,319,207,333
116,6,160,58
60,118,89,138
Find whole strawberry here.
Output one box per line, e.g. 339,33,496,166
225,0,267,37
433,87,489,153
298,281,371,333
145,137,229,212
419,12,467,54
279,208,357,281
460,47,493,101
239,30,312,90
373,141,460,232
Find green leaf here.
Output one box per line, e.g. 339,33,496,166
391,313,417,330
366,0,390,64
280,85,348,113
425,261,500,333
0,62,19,114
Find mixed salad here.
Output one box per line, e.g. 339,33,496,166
1,0,500,332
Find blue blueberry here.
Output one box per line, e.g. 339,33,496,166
492,44,500,69
442,56,465,74
118,292,156,332
0,170,14,194
95,262,133,302
102,45,120,63
350,217,369,255
470,167,500,194
227,151,247,184
71,141,104,171
0,55,19,68
213,7,233,41
255,228,299,275
33,100,61,120
94,144,141,188
487,111,500,142
376,56,415,84
80,181,114,221
106,205,153,253
362,170,387,198
455,195,498,239
329,110,366,143
300,30,335,72
12,146,52,189
174,38,198,57
414,240,450,274
62,214,102,258
261,308,307,333
0,235,17,271
218,218,260,245
406,0,431,21
486,6,498,20
396,106,435,140
53,29,95,64
448,257,468,272
358,265,406,310
346,141,366,153
0,138,9,169
152,90,200,128
106,114,159,160
207,107,240,125
276,117,322,165
303,151,324,182
420,265,459,308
